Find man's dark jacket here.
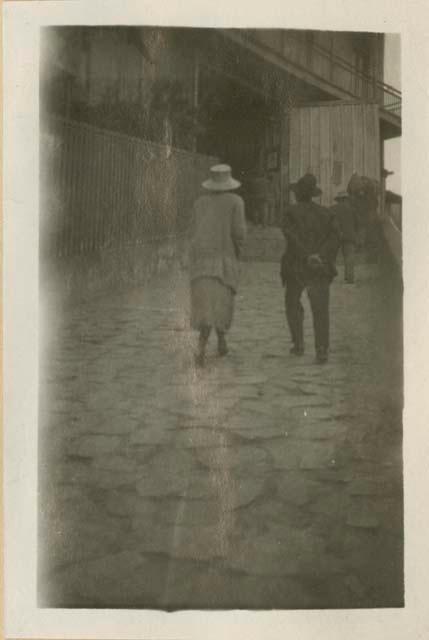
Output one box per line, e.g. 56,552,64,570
280,201,340,285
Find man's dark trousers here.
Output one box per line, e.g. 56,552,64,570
342,241,355,283
285,275,330,353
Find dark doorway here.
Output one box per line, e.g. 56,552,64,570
196,68,280,221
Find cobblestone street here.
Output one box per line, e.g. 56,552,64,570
39,248,403,609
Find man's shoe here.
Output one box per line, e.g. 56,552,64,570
194,351,205,368
315,349,328,364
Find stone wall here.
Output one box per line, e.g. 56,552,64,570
43,224,288,307
42,234,190,307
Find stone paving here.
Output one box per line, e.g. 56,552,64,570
38,252,403,610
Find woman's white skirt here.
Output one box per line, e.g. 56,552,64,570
190,277,234,332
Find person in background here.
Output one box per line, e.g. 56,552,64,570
331,190,360,284
347,172,380,256
251,170,270,227
280,173,340,364
239,170,253,224
189,164,247,367
267,173,279,226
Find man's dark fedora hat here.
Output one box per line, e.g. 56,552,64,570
290,173,322,197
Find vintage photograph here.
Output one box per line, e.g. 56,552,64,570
38,26,403,610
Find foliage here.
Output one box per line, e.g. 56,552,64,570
46,72,207,152
148,78,206,148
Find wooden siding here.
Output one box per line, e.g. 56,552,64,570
289,102,380,206
249,30,383,101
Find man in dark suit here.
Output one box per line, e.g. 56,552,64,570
280,174,340,364
331,190,361,283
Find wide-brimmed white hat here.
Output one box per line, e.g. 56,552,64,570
202,164,241,191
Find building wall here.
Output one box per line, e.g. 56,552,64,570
248,30,384,100
288,102,380,206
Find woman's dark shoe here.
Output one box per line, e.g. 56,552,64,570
194,351,205,368
290,345,304,356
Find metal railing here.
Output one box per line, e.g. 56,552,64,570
308,39,402,118
381,85,402,117
239,30,401,120
40,116,217,258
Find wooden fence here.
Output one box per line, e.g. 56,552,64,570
40,116,217,257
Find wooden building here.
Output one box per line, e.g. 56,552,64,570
192,29,401,211
41,26,402,247
288,101,381,206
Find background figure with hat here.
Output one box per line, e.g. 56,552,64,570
331,189,361,284
250,170,270,228
189,164,247,367
347,172,380,261
280,173,340,364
